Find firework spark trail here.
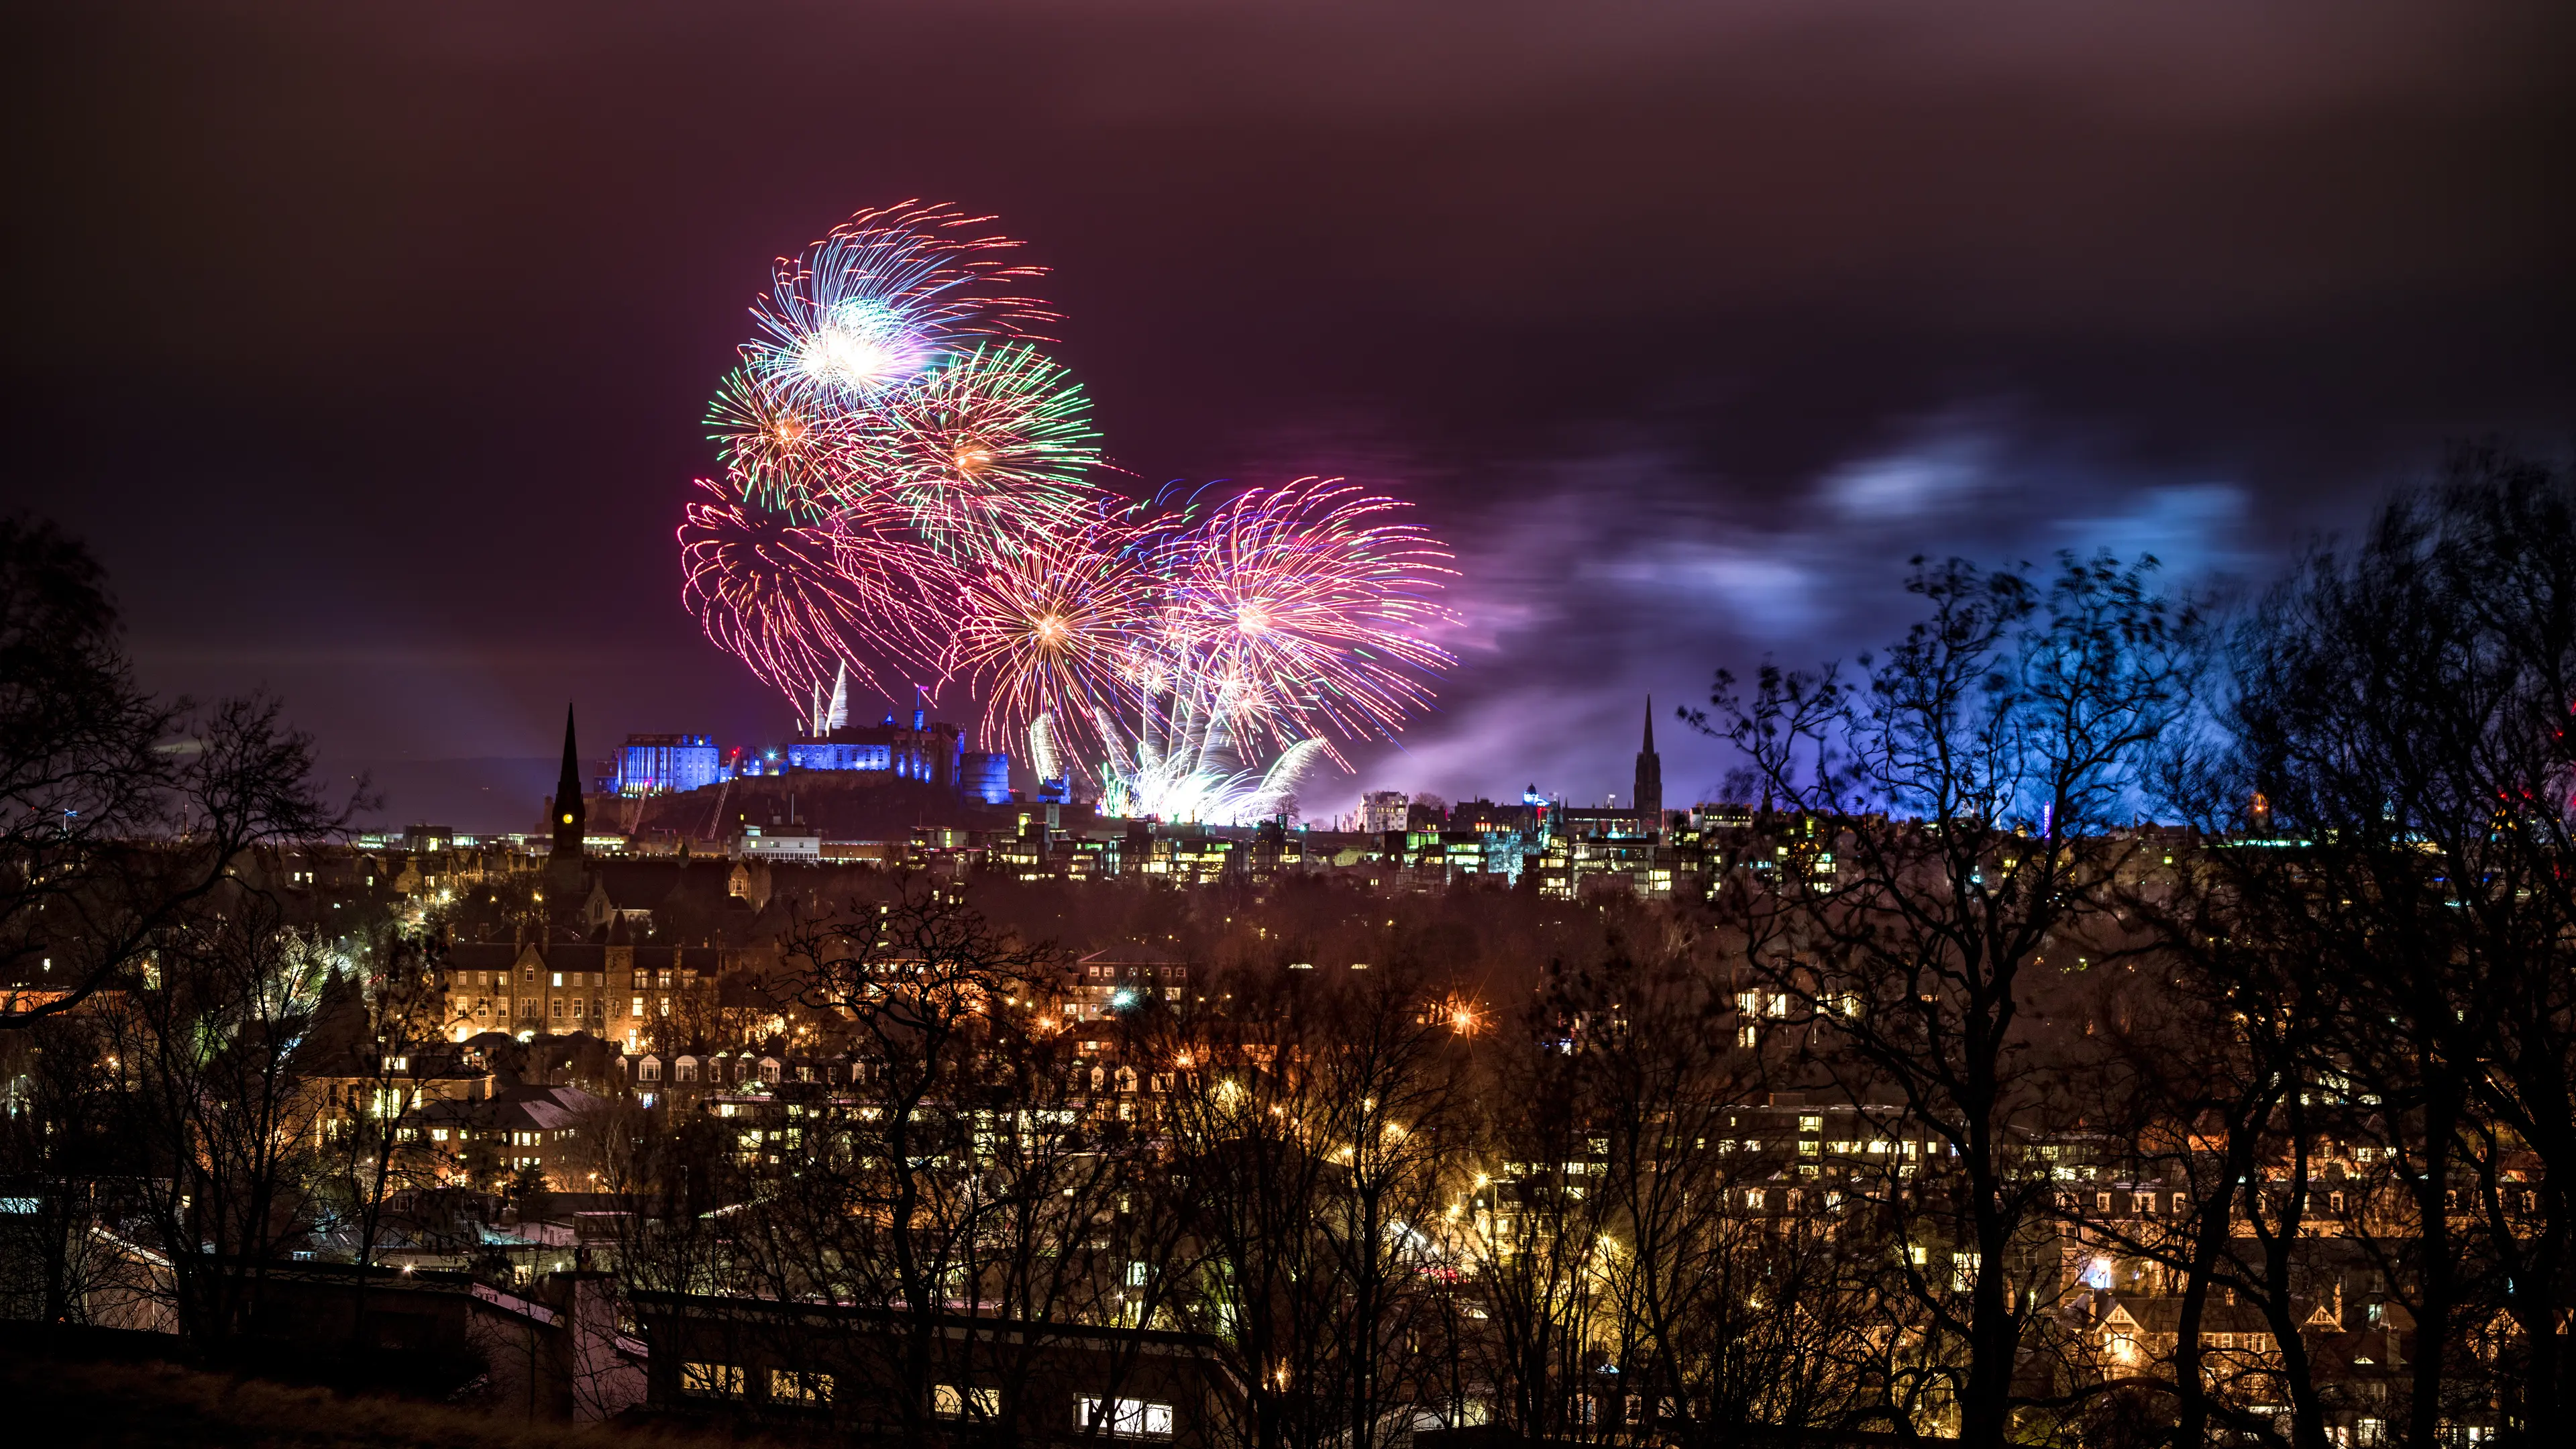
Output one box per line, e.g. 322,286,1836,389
744,201,1057,409
680,477,959,698
1147,476,1458,761
943,513,1153,757
704,366,859,518
681,205,1460,822
871,341,1107,559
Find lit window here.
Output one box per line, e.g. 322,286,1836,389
936,1385,1000,1418
770,1369,831,1404
681,1362,743,1398
1076,1397,1173,1438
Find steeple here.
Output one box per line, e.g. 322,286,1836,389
1633,694,1664,825
551,703,586,864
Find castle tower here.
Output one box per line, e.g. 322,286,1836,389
1633,695,1664,825
551,703,586,865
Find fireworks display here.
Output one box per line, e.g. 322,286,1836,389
679,202,1457,822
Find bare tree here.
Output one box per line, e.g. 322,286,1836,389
2196,452,2576,1442
2082,896,2340,1449
312,920,450,1348
1572,940,1876,1444
1692,553,2196,1442
102,896,338,1348
0,1009,140,1326
1,517,357,1031
755,880,1074,1438
1159,964,1466,1449
1459,987,1607,1446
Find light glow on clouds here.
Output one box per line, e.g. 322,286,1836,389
1320,417,2260,817
1823,431,1992,519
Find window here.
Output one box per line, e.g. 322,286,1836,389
681,1362,743,1398
1077,1397,1174,1438
770,1368,831,1404
632,996,644,1018
936,1385,1000,1418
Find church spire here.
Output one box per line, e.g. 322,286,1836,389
1632,694,1664,826
551,702,586,864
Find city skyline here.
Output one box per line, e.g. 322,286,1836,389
5,7,2573,1438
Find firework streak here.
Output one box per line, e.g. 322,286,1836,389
678,203,1457,822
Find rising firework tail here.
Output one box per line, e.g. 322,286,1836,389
681,205,1458,822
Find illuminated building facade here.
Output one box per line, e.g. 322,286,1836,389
616,733,724,796
1360,790,1409,835
778,706,968,790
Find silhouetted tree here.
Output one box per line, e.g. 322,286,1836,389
2185,450,2576,1444
1,515,354,1030
1692,553,2197,1442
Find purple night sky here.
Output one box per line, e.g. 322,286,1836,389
5,2,2569,827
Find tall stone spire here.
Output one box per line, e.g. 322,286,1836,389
551,703,586,865
1633,694,1664,824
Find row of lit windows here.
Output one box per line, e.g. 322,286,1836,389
455,995,677,1021
451,968,694,989
679,1366,1171,1436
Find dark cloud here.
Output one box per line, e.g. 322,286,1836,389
4,1,2569,825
